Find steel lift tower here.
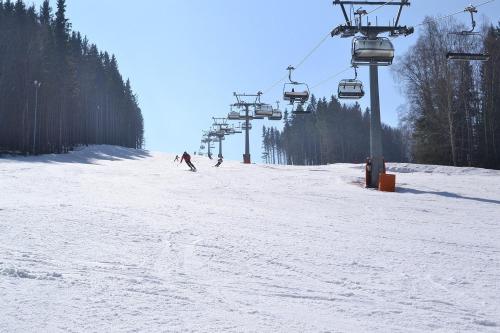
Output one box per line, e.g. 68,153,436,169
331,0,413,187
211,118,235,159
231,92,264,164
202,131,216,159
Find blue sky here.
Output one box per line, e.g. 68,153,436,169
29,0,500,161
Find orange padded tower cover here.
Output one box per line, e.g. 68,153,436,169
379,173,396,192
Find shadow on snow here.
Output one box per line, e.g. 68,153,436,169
398,187,500,205
0,145,151,165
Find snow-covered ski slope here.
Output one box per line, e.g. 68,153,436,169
1,146,499,332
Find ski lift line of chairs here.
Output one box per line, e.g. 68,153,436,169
351,37,395,66
283,66,312,115
227,107,283,121
446,5,490,62
338,66,364,100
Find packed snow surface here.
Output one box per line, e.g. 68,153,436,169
1,146,499,332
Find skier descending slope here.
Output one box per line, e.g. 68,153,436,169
180,151,197,172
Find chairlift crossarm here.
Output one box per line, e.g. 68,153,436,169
332,25,413,37
333,1,410,6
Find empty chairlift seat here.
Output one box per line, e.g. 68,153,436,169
242,123,252,130
352,37,395,66
445,6,490,63
254,104,274,117
228,111,241,120
338,79,365,99
268,110,283,121
446,52,490,62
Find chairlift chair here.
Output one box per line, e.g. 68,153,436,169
446,53,490,62
446,6,490,62
283,66,311,105
283,86,310,104
352,37,395,66
232,124,243,134
254,103,274,117
338,65,364,99
269,110,283,121
338,79,365,99
241,123,252,130
228,111,240,120
268,101,283,121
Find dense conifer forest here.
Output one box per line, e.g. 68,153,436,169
262,97,406,165
0,0,144,155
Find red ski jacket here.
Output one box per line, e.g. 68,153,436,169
180,153,191,163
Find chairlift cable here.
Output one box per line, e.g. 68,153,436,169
262,32,330,94
262,0,398,95
413,0,495,28
312,1,496,94
311,66,352,89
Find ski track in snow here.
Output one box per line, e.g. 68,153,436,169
1,146,499,332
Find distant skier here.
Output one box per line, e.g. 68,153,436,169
180,151,197,171
174,155,180,162
208,152,213,160
215,156,223,168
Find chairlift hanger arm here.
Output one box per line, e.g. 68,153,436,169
394,2,405,26
233,92,262,106
286,66,299,84
466,5,478,33
339,3,352,26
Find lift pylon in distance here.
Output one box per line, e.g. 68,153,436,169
446,5,490,62
229,92,265,164
228,92,284,164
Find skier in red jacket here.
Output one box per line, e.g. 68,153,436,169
180,151,197,171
